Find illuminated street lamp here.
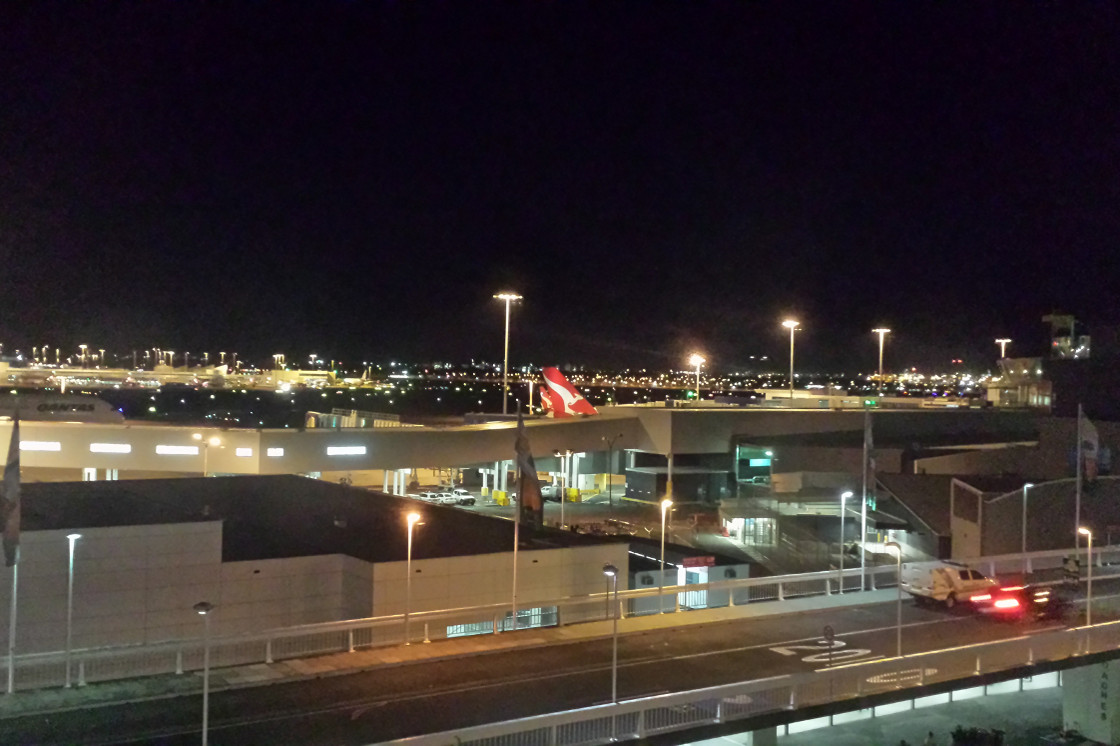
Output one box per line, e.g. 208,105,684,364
781,320,799,399
192,434,222,477
838,491,853,593
885,541,902,658
493,292,522,415
192,601,215,746
405,512,421,645
996,338,1012,358
78,344,87,367
602,563,620,705
65,533,81,688
688,354,705,402
872,328,891,392
659,498,673,614
1079,527,1093,627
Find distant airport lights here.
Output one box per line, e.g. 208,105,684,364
493,291,522,415
872,328,891,391
688,354,705,401
781,320,799,399
996,338,1012,358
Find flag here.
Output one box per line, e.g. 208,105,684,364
863,410,877,510
514,412,543,530
864,410,876,473
1081,410,1100,482
0,416,20,566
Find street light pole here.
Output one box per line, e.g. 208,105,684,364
1079,527,1093,628
193,434,222,477
782,320,799,399
602,564,620,704
688,354,705,402
885,541,902,658
1021,483,1034,557
65,533,81,688
602,435,623,508
493,292,522,415
405,512,421,645
872,328,890,392
193,601,215,746
838,492,852,594
996,338,1011,358
659,498,672,614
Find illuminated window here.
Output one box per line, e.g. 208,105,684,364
90,443,131,454
748,458,772,467
20,441,61,452
156,445,200,456
266,447,284,457
327,445,366,456
235,447,252,457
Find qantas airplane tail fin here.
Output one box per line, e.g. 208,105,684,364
540,367,599,418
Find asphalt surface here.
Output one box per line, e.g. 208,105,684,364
5,582,1116,746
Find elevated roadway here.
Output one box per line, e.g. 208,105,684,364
7,404,1035,481
3,578,1117,745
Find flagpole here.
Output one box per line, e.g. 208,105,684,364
1075,403,1083,550
860,411,869,591
6,561,15,694
511,491,519,632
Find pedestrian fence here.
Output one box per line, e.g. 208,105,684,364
377,618,1120,746
1,545,1116,692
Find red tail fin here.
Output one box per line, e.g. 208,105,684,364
540,368,598,418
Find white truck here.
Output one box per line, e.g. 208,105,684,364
899,561,998,609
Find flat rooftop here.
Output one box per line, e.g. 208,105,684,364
20,475,610,563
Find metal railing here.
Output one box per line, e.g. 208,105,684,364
1,545,1114,692
378,618,1120,746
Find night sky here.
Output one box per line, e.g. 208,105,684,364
2,3,1117,372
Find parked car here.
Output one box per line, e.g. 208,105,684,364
415,492,440,503
900,561,998,609
541,483,561,501
434,492,460,506
971,583,1074,622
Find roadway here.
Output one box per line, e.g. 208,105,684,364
6,580,1118,745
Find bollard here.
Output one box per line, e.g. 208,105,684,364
826,579,832,596
175,649,184,675
423,622,431,644
778,583,784,602
265,639,273,664
348,629,355,653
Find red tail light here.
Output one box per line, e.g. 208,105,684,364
993,598,1020,610
971,594,991,602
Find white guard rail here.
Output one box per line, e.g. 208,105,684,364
378,619,1120,746
1,545,1114,692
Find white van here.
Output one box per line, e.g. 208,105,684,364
899,561,998,608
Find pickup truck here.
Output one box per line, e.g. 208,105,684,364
899,561,998,609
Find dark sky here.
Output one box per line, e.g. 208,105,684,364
2,2,1118,372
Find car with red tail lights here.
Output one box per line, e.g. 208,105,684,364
970,583,1075,622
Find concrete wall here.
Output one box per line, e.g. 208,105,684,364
1064,660,1120,744
0,523,223,653
0,524,360,653
912,445,1037,477
370,543,630,622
